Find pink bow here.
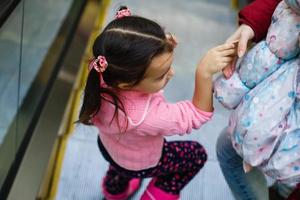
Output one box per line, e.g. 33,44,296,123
89,55,108,73
116,9,131,19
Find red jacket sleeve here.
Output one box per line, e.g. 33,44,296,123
238,0,281,42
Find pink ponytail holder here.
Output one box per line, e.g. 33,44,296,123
89,55,108,73
116,8,131,19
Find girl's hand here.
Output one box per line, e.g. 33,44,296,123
223,24,255,79
193,43,236,112
198,43,236,78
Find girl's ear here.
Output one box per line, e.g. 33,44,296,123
117,82,132,89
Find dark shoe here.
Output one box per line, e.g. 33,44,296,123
269,186,285,200
287,183,300,200
102,177,141,200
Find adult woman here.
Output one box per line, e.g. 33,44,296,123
216,1,288,199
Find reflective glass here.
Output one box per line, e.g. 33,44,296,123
0,0,72,191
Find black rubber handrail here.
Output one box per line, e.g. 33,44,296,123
0,0,21,28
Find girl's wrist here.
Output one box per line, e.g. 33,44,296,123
196,67,212,79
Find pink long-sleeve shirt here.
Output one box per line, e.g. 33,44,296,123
92,90,213,170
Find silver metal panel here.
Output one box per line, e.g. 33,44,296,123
6,0,99,199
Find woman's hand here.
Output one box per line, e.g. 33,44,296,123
222,24,255,79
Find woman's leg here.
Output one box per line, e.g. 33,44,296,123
216,127,268,200
277,182,294,199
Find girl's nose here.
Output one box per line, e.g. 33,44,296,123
168,67,175,78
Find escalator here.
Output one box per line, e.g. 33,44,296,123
1,0,247,199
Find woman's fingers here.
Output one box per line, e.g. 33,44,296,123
222,66,232,79
237,35,248,57
226,28,241,43
230,57,238,72
237,25,255,57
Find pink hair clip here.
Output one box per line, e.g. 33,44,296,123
89,55,108,73
116,8,131,19
166,33,178,47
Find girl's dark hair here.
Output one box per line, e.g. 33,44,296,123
79,7,175,126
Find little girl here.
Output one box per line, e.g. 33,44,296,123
79,7,236,200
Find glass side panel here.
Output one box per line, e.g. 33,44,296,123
0,1,22,187
0,0,73,191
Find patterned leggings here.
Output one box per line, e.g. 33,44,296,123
98,138,207,195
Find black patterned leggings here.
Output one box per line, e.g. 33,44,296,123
98,138,207,195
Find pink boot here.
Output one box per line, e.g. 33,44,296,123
140,178,180,200
102,177,141,200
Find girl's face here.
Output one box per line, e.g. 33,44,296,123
132,51,175,93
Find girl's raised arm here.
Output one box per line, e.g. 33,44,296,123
193,43,236,112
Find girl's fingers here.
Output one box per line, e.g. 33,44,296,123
221,56,233,63
215,43,235,51
220,48,237,56
222,57,237,79
218,62,229,70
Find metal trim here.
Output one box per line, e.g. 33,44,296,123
3,0,101,199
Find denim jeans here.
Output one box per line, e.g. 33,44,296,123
216,127,269,200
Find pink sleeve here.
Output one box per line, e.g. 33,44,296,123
138,94,213,136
